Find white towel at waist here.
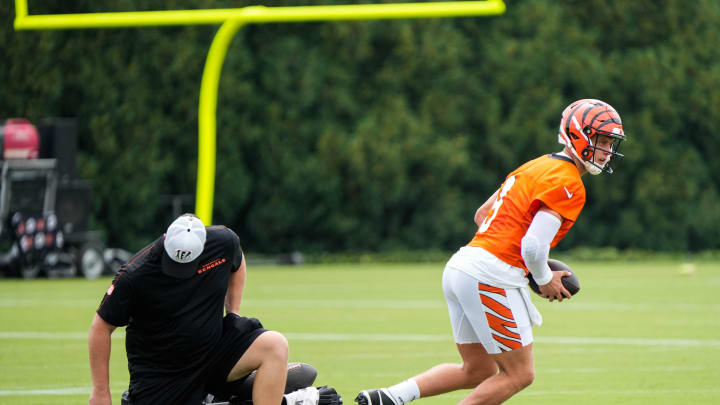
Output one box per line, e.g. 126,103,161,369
446,246,543,327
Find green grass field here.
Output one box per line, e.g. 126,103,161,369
1,259,719,404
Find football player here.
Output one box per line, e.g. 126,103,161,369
356,99,626,405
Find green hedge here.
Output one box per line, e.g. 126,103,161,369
2,0,719,253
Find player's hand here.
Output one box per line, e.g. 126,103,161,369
538,271,572,302
89,389,112,405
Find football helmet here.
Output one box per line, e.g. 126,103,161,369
558,99,626,175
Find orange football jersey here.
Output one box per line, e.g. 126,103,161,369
468,154,586,273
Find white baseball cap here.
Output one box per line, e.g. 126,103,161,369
162,214,207,278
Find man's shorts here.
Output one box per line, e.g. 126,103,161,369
126,314,267,405
442,266,533,354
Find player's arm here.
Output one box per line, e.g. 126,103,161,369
521,206,572,302
225,254,246,315
89,313,117,405
474,189,500,227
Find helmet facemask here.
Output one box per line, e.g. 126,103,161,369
579,127,625,175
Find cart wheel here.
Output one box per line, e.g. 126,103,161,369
78,243,105,279
20,264,41,280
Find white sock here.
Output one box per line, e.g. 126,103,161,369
387,379,420,404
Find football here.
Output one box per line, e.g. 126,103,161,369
527,258,581,296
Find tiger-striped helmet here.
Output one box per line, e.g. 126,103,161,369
558,99,626,175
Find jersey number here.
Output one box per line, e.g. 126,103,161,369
478,175,516,233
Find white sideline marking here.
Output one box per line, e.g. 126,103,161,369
0,387,90,396
520,388,720,396
2,298,719,312
550,301,720,313
2,331,719,347
536,335,720,347
224,299,720,312
0,298,444,309
543,365,710,374
0,385,127,397
0,331,126,339
2,386,718,398
287,332,447,342
247,299,446,309
285,333,720,347
0,298,97,307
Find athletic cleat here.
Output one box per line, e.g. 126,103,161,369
354,389,399,405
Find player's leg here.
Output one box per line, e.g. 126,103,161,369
457,344,534,405
225,330,289,405
406,265,501,397
211,362,318,402
373,344,532,405
452,274,535,404
406,267,508,398
206,313,342,405
203,314,286,405
356,266,500,405
411,343,498,397
221,333,343,405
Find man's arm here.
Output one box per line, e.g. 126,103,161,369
89,313,116,405
225,254,247,315
474,189,500,227
521,206,572,302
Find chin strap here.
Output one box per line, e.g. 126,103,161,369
583,160,603,175
561,144,604,175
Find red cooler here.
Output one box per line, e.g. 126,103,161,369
2,118,40,159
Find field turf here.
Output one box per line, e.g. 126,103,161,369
1,260,719,404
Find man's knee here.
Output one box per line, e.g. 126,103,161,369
463,363,498,386
495,345,535,391
510,368,534,391
257,330,289,362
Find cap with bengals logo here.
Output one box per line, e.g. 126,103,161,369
162,214,207,278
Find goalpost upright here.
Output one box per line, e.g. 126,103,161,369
14,0,505,225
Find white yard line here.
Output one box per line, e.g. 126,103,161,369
2,298,719,312
519,388,720,396
0,331,126,339
1,386,718,398
537,335,720,347
0,387,90,396
0,385,126,396
542,365,711,374
3,331,718,347
547,301,720,312
285,333,720,347
0,298,98,307
287,332,448,342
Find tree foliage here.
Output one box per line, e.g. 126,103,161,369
1,0,718,252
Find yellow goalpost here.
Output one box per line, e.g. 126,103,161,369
14,0,506,224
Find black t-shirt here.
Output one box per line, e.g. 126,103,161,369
97,226,243,377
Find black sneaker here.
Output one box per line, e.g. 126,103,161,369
355,389,398,405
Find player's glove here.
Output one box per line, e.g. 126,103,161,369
318,386,342,405
283,386,342,405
